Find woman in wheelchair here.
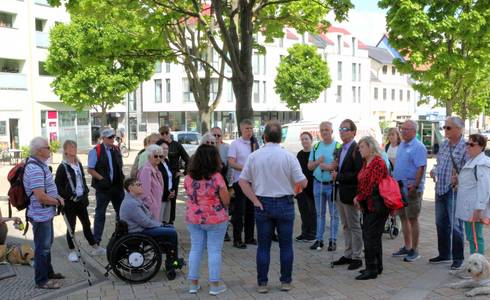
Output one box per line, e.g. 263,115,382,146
119,177,183,279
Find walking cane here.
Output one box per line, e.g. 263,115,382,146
61,207,93,286
330,180,337,269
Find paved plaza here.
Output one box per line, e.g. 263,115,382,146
0,153,489,300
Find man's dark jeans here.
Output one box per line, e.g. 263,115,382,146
93,188,124,243
435,189,464,261
232,182,255,242
296,190,316,239
255,195,295,285
32,219,55,285
141,226,179,269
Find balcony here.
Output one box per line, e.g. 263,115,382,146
34,0,51,6
36,31,49,48
0,73,27,90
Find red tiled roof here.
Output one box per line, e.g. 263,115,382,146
286,29,299,40
328,26,351,35
358,40,368,49
343,41,350,48
318,33,334,45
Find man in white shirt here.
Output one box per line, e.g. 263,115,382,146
239,121,307,294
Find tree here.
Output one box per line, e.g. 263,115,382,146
45,16,157,125
379,0,490,121
275,44,331,111
50,0,353,125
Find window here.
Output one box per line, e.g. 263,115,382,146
165,62,171,73
358,63,361,81
227,79,233,102
0,121,6,135
407,90,411,101
336,85,342,103
352,37,356,56
154,79,162,103
358,87,361,103
374,87,378,100
382,65,387,74
399,89,403,101
337,35,342,54
35,18,46,32
337,61,342,80
262,81,267,103
262,54,266,75
155,62,161,73
352,86,356,102
383,88,387,100
210,78,219,101
38,61,50,76
391,89,395,101
128,91,137,112
0,58,22,73
165,79,171,103
253,80,260,102
392,66,396,75
253,53,259,75
352,63,357,81
0,12,15,28
182,78,194,102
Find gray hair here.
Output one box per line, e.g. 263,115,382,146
62,140,79,163
319,121,333,129
404,120,418,131
29,137,49,155
201,133,216,145
358,136,383,157
146,144,163,158
211,126,222,132
446,116,464,129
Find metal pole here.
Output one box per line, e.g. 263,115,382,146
127,95,131,150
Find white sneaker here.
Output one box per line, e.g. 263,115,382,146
91,245,106,256
68,251,79,262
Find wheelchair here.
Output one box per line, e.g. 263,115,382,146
104,221,184,284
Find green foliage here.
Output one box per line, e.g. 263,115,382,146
275,44,331,111
45,16,156,117
20,146,30,159
49,140,61,154
379,0,490,120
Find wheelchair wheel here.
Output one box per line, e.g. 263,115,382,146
109,233,162,283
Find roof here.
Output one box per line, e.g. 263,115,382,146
358,40,368,49
328,26,351,35
286,29,299,40
308,34,328,48
367,46,394,64
318,33,334,45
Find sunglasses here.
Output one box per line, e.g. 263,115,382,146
443,125,453,131
206,141,216,145
132,182,143,187
465,142,478,147
160,132,169,135
153,155,164,159
42,146,51,150
106,135,115,139
339,127,351,132
213,134,222,138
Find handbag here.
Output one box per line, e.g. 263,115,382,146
379,175,404,211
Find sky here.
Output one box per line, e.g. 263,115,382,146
329,0,388,46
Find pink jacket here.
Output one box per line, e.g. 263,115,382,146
138,161,164,221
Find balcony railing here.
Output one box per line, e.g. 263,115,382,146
0,73,27,90
36,31,49,48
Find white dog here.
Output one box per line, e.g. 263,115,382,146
447,253,490,297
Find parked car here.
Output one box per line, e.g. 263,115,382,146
171,131,202,157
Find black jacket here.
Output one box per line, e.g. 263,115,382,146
335,141,363,204
55,161,90,208
91,144,124,192
157,159,175,202
167,140,189,174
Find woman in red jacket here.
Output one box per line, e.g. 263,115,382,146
353,136,389,280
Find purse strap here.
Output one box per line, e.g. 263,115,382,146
63,162,76,195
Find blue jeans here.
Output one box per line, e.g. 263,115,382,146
435,190,464,261
187,222,227,282
93,189,123,243
255,196,295,285
313,180,339,242
141,226,179,268
32,220,55,285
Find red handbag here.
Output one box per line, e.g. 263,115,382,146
378,176,404,211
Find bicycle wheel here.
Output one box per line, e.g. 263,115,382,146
121,146,129,158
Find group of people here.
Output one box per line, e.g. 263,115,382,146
9,115,490,295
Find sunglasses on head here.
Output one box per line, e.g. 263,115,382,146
465,142,478,147
153,155,164,159
339,127,351,132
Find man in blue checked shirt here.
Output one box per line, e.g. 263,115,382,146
429,116,467,270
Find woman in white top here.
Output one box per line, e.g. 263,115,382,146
454,134,490,255
385,128,401,171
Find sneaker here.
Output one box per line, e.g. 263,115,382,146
209,285,226,296
295,235,306,242
257,284,268,294
91,245,106,256
429,256,451,264
327,241,337,251
310,240,324,250
451,260,464,270
403,249,420,262
68,251,79,262
189,284,201,294
392,246,410,257
280,282,292,291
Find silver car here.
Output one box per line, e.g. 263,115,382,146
171,131,202,156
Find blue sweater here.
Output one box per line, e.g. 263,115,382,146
120,192,161,233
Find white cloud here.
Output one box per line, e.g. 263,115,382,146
328,10,387,46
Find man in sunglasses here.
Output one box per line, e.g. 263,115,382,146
88,127,125,248
428,116,467,270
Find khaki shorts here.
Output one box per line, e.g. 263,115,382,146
399,191,422,219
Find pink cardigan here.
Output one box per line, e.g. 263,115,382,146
137,161,164,221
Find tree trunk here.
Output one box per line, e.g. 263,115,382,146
199,109,212,134
446,101,453,116
101,106,108,126
232,72,253,125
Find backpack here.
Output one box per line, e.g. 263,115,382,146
312,141,342,161
95,143,120,160
378,175,405,211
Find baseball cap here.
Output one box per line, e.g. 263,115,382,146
100,127,115,138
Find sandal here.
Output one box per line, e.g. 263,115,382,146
36,279,62,289
48,272,65,279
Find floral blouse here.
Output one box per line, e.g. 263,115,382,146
357,155,388,212
184,173,229,225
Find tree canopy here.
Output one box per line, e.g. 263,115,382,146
275,44,331,111
45,16,157,124
379,0,490,120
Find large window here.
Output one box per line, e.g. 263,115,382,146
383,88,387,100
182,78,194,102
337,35,342,54
35,18,46,32
391,89,395,101
0,12,15,28
382,65,387,75
358,63,361,81
352,86,356,103
154,79,162,103
399,89,403,101
262,81,267,103
253,80,260,103
358,87,361,103
165,79,171,103
210,78,219,101
352,63,357,81
352,37,356,56
337,61,342,80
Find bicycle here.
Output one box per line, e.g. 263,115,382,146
116,137,130,158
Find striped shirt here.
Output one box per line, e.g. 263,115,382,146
23,156,58,222
435,137,467,196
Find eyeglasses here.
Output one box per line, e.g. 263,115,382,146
106,135,115,139
132,182,143,187
443,125,452,131
42,146,51,150
160,132,169,135
153,155,164,159
400,128,414,132
339,127,351,132
213,134,221,138
465,142,478,147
